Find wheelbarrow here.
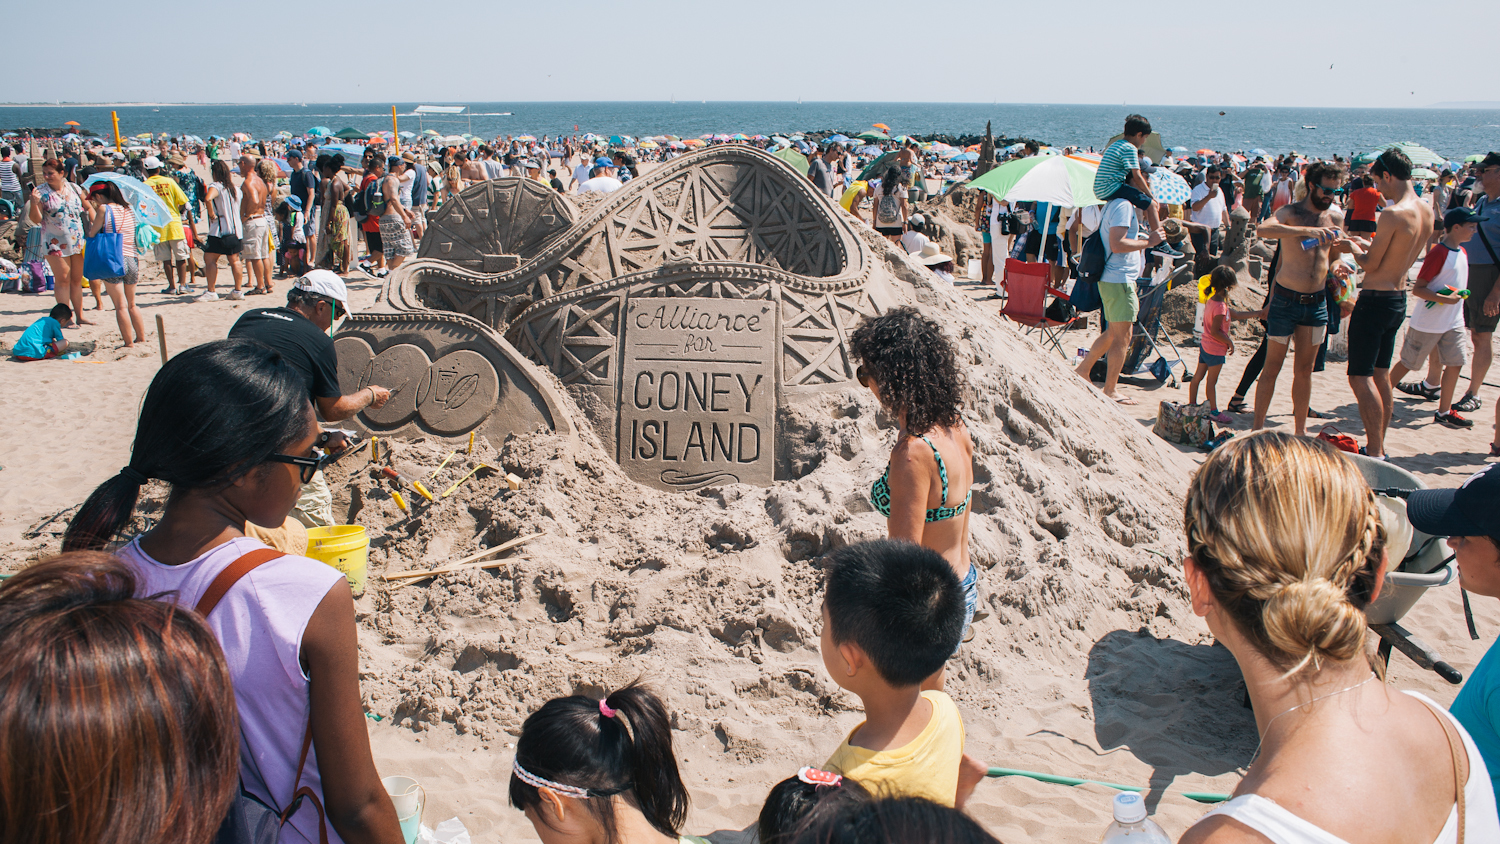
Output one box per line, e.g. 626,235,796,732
1349,454,1463,685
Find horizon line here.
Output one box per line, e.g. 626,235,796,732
2,100,1497,110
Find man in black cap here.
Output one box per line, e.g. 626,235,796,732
286,149,320,262
1407,464,1500,804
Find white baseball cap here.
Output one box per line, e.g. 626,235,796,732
142,155,162,169
293,269,349,310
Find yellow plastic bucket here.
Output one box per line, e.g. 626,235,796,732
305,526,369,597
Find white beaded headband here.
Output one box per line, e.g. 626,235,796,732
512,759,593,799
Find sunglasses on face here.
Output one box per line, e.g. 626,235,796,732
1314,184,1346,196
266,447,330,484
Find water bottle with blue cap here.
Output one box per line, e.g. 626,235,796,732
1102,792,1170,843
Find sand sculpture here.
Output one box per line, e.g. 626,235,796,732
340,146,901,491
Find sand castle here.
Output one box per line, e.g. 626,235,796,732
338,146,901,491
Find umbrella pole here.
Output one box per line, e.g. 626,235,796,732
112,111,122,153
391,106,399,154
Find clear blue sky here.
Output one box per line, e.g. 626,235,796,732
8,0,1496,108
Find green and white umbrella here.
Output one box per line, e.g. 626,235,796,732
967,154,1103,209
1372,142,1447,169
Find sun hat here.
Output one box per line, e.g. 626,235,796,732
917,242,952,266
293,269,349,310
1406,465,1500,540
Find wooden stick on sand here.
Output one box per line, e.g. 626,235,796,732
155,314,168,364
381,532,544,583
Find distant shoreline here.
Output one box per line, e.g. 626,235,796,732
3,100,1500,110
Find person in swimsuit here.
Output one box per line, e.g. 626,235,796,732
1181,432,1499,844
849,305,987,803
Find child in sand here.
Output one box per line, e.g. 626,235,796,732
1188,266,1243,423
757,767,871,844
509,683,708,844
12,303,71,360
788,795,1001,844
819,539,971,807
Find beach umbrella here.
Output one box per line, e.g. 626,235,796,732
1108,132,1167,166
517,135,537,141
828,134,852,144
422,129,439,136
1195,148,1215,156
62,133,80,142
752,134,767,141
953,152,979,162
1377,141,1447,168
1353,150,1381,165
398,131,415,139
638,140,659,149
1411,167,1439,180
771,147,808,173
683,139,705,147
1247,148,1268,157
668,141,686,150
333,127,369,140
856,131,890,141
855,145,883,156
82,172,172,226
794,140,813,153
858,151,901,182
65,121,80,126
307,126,332,137
269,158,292,173
1466,154,1486,163
731,133,750,141
1169,146,1189,154
1148,168,1192,205
872,123,891,132
967,154,1103,208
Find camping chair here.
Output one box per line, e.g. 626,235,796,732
1000,258,1082,359
1101,272,1188,387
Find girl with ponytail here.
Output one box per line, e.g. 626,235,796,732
1182,432,1500,843
63,338,404,844
510,682,704,844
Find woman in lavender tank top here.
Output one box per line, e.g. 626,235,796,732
63,338,404,844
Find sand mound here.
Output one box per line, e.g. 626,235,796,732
342,238,1201,773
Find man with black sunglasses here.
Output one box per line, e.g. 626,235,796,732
1252,159,1350,438
1342,148,1435,459
230,270,392,525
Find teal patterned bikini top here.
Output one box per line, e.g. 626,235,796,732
871,435,971,522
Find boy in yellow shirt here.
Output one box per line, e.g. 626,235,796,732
820,539,971,807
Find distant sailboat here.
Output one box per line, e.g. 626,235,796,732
1302,125,1317,129
671,93,676,104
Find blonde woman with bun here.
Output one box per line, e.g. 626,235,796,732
1182,432,1499,843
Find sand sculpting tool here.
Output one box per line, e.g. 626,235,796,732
986,768,1228,804
467,432,475,454
439,464,496,498
427,450,457,479
382,532,544,584
380,466,435,502
391,490,409,513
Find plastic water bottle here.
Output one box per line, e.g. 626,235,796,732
1300,228,1341,250
1102,793,1170,843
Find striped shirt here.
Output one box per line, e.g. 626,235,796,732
0,159,20,193
102,203,139,260
1094,139,1139,201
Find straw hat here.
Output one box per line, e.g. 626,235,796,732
917,242,952,266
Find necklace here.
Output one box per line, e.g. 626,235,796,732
1246,673,1377,768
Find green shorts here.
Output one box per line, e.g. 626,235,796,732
1099,281,1139,324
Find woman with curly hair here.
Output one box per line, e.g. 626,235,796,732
850,306,976,651
1183,432,1499,842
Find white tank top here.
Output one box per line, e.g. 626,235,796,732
1193,692,1500,844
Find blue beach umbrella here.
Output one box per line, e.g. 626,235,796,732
1148,168,1192,205
82,172,171,226
855,145,882,156
954,152,979,162
307,126,332,137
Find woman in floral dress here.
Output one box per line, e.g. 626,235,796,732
28,158,92,325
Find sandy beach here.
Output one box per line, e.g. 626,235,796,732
2,142,1498,844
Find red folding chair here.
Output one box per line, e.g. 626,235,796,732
999,258,1083,359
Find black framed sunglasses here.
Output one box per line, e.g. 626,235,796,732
266,448,330,484
1314,183,1346,196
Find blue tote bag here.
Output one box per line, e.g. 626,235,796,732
83,205,127,280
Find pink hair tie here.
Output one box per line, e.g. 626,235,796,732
599,699,617,718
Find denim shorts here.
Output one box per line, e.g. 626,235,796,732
955,563,980,656
1266,286,1328,339
1199,350,1226,367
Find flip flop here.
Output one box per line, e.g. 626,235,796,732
1112,395,1140,406
1226,397,1248,413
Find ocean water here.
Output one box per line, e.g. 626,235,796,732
2,102,1496,160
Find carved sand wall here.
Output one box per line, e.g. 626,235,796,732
344,146,898,491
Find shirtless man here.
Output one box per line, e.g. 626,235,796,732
238,155,272,295
460,149,487,183
316,154,349,272
1342,148,1435,458
379,156,417,272
1252,160,1347,437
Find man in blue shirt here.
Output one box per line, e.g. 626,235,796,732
1406,465,1500,803
1073,197,1160,404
